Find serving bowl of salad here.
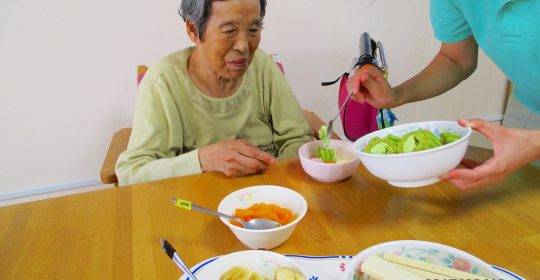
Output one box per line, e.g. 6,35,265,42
299,137,360,182
353,121,472,187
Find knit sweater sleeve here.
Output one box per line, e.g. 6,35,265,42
257,52,312,159
115,75,202,186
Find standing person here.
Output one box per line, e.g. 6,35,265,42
116,0,312,186
348,0,540,191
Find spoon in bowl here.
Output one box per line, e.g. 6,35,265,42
170,198,281,230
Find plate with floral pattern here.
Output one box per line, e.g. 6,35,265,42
342,240,520,280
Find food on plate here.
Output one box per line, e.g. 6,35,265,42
315,125,337,163
220,266,264,280
274,267,306,280
231,203,296,228
361,254,491,280
219,266,306,280
363,129,461,154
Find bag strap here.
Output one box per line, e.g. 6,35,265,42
321,72,349,86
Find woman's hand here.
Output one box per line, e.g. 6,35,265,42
198,139,277,177
441,118,540,191
347,64,400,108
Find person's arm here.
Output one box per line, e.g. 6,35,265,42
115,80,203,186
442,119,540,190
395,36,479,105
265,57,312,160
348,36,479,108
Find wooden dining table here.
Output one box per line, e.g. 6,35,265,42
1,147,539,279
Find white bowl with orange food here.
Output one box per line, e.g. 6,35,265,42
217,185,308,250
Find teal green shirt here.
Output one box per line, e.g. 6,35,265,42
116,48,312,186
430,0,540,114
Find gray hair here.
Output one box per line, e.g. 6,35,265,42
178,0,267,40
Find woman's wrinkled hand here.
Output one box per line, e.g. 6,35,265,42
198,139,277,177
347,64,399,108
441,118,540,191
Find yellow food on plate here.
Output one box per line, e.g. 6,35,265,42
220,266,264,280
274,267,306,280
220,266,305,280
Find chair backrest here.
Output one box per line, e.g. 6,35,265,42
137,65,148,86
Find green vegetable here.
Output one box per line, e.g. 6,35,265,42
316,146,337,163
316,125,337,163
319,125,330,148
364,129,461,154
440,131,461,144
363,134,400,154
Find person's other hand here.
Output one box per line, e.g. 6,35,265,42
198,139,276,177
441,118,540,191
347,64,399,108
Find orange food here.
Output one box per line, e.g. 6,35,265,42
231,203,296,228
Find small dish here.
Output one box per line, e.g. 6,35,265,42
217,185,308,249
299,139,360,182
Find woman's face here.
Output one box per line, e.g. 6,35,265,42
193,0,262,80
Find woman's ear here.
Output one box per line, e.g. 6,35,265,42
186,20,201,43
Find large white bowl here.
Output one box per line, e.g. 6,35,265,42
299,139,360,182
342,240,501,280
353,121,472,187
194,250,307,279
217,185,307,249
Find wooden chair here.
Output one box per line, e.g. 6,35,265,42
100,64,338,186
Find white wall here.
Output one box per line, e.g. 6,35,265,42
0,0,506,197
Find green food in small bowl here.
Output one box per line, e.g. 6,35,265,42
316,125,337,163
364,129,460,155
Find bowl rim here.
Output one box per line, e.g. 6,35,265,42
299,139,360,166
217,185,308,233
344,240,500,278
354,121,472,158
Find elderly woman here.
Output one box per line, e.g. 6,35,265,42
116,0,312,186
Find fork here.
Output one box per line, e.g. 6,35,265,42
326,91,354,138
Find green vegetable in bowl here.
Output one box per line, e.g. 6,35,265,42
398,130,442,153
363,134,400,155
364,129,461,154
440,131,461,144
316,125,337,163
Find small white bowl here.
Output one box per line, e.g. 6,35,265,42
217,185,307,249
342,240,501,280
194,250,307,279
299,139,360,182
354,121,472,187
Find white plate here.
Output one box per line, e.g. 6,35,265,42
181,250,305,279
344,240,496,280
179,254,523,280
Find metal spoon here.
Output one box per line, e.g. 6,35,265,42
326,90,354,138
170,198,281,230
